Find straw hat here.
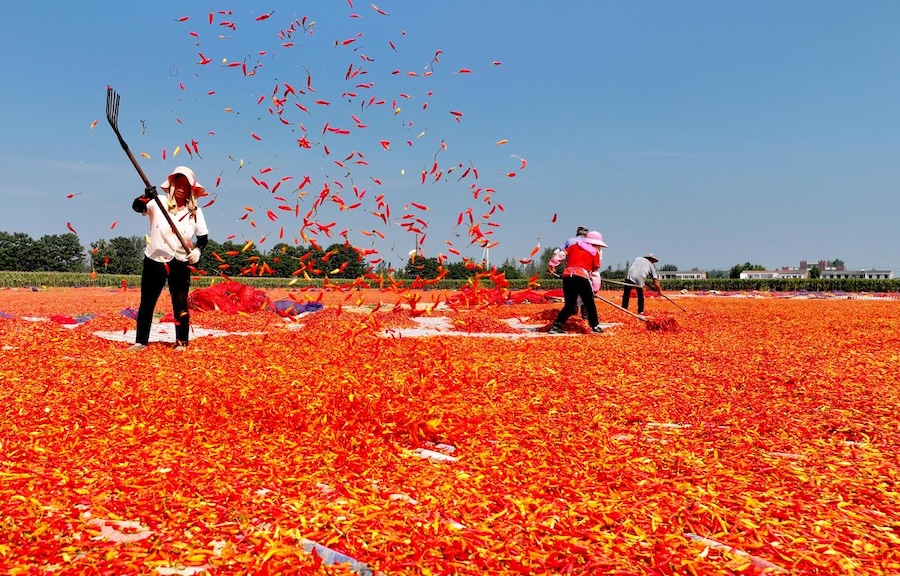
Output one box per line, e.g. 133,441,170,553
160,166,207,198
584,231,608,247
643,253,658,263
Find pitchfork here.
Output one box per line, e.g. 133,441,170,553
106,86,192,254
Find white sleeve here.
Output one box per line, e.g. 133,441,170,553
590,271,602,293
194,207,209,237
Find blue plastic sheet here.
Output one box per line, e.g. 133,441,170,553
272,300,324,317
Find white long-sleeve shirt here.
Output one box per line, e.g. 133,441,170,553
142,194,208,263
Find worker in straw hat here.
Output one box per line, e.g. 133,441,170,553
128,166,210,352
548,230,608,334
622,253,663,315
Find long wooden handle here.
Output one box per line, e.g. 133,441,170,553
106,90,192,254
661,292,688,312
115,135,192,253
606,278,687,312
600,278,635,287
124,147,193,255
595,294,647,322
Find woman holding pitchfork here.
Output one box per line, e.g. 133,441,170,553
128,166,209,352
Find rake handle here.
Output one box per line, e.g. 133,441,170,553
595,294,647,322
600,278,632,287
660,292,688,312
106,88,192,255
603,278,687,312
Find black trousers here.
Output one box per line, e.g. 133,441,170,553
135,257,191,345
622,284,645,314
554,275,599,328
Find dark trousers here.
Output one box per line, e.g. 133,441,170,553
554,275,599,328
622,284,645,314
135,257,191,345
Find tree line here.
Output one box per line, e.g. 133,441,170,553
0,231,372,278
0,231,844,282
0,230,565,280
0,232,85,272
90,236,377,279
0,230,531,280
0,231,619,280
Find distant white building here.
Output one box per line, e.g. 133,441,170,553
658,260,893,280
820,269,893,279
658,270,707,280
777,269,808,279
739,270,781,280
743,259,894,280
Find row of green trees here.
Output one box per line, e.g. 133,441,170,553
0,230,548,280
0,232,85,272
88,236,373,279
0,230,847,283
0,231,374,278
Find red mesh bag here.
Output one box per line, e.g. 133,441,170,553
189,281,271,314
507,289,548,304
448,286,508,306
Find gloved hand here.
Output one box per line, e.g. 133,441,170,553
187,248,201,264
547,248,566,269
590,271,602,293
144,186,158,199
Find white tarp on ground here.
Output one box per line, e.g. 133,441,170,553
93,322,258,344
381,317,619,339
22,311,617,343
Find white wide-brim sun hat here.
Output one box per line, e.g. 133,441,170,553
160,166,207,198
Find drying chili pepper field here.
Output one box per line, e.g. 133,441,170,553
1,287,899,575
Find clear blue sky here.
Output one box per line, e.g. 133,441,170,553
1,1,898,273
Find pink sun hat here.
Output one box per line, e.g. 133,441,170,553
584,231,608,247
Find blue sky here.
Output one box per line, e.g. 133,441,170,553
1,1,898,273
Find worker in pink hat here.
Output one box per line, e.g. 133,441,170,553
128,166,210,351
548,225,593,318
622,253,663,315
549,230,608,334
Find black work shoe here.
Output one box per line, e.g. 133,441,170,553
548,325,565,334
590,325,604,334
